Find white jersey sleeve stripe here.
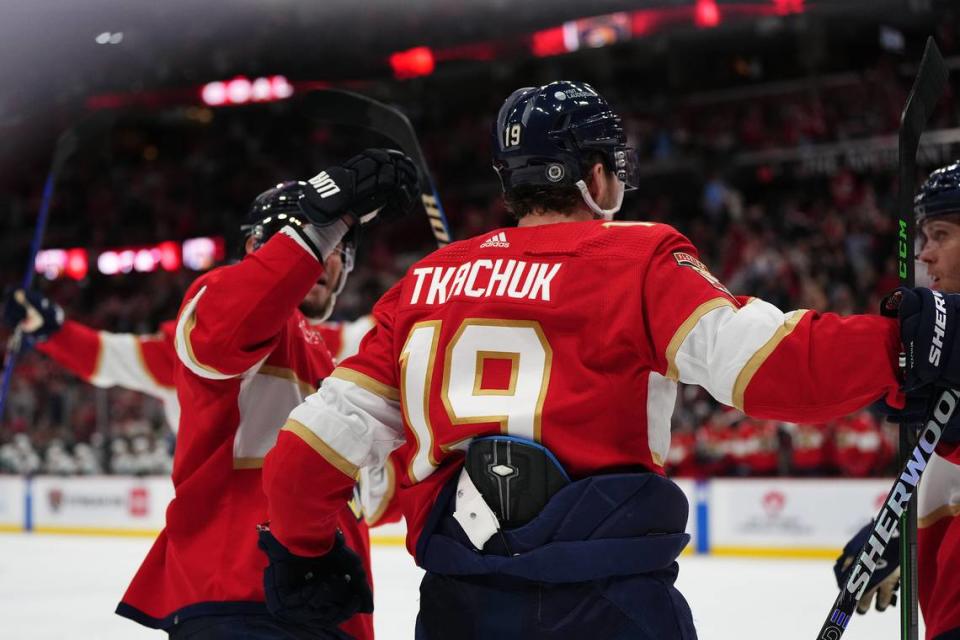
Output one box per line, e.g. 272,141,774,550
174,286,235,380
286,376,404,474
359,459,396,526
88,332,170,393
646,371,677,468
731,308,808,410
672,297,808,407
665,298,736,381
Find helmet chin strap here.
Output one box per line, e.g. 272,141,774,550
575,179,624,221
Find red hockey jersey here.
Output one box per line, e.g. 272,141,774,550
37,319,180,430
918,446,960,638
116,230,372,640
262,220,901,560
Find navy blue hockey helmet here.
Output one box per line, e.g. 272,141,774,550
492,81,638,219
916,161,960,224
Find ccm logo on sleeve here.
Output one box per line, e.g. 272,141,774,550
673,252,733,297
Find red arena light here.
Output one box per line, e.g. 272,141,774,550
773,0,804,15
695,0,721,27
390,46,435,79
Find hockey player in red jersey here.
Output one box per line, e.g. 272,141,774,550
259,81,960,640
835,161,960,639
108,150,420,640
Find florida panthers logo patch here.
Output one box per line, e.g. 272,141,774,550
673,252,733,296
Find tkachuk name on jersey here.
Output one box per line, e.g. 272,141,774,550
480,232,510,248
409,259,562,305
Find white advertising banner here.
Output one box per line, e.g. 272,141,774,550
31,475,174,534
0,476,24,530
708,478,890,555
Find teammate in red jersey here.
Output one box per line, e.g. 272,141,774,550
835,161,960,639
94,150,420,640
259,82,960,640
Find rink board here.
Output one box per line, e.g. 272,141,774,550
2,475,888,556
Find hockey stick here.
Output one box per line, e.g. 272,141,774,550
816,37,949,640
0,112,113,422
300,89,453,247
896,36,949,640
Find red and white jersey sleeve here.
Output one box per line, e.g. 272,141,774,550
264,285,404,555
174,227,324,380
38,319,180,430
642,230,900,423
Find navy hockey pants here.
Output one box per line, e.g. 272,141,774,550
414,471,698,640
166,614,350,640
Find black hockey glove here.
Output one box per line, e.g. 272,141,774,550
299,148,420,228
258,526,373,628
873,390,960,444
834,521,900,615
3,289,64,344
884,287,960,392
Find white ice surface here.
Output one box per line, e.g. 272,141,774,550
0,533,918,639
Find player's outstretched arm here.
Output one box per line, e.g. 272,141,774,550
4,288,171,393
643,228,902,423
41,320,176,397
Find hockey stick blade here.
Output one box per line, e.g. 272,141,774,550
816,387,960,640
301,89,453,247
897,37,949,285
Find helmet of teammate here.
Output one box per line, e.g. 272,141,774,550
241,181,357,321
491,80,639,220
916,161,960,224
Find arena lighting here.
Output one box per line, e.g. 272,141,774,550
389,46,435,79
200,75,294,107
97,242,181,276
772,0,804,15
182,236,225,271
36,237,225,280
35,249,89,282
695,0,721,27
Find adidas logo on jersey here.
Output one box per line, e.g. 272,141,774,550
480,232,510,248
308,171,341,199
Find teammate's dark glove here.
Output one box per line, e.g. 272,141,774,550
258,526,373,627
873,390,960,444
834,522,900,614
299,148,420,227
2,289,64,343
884,287,960,392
